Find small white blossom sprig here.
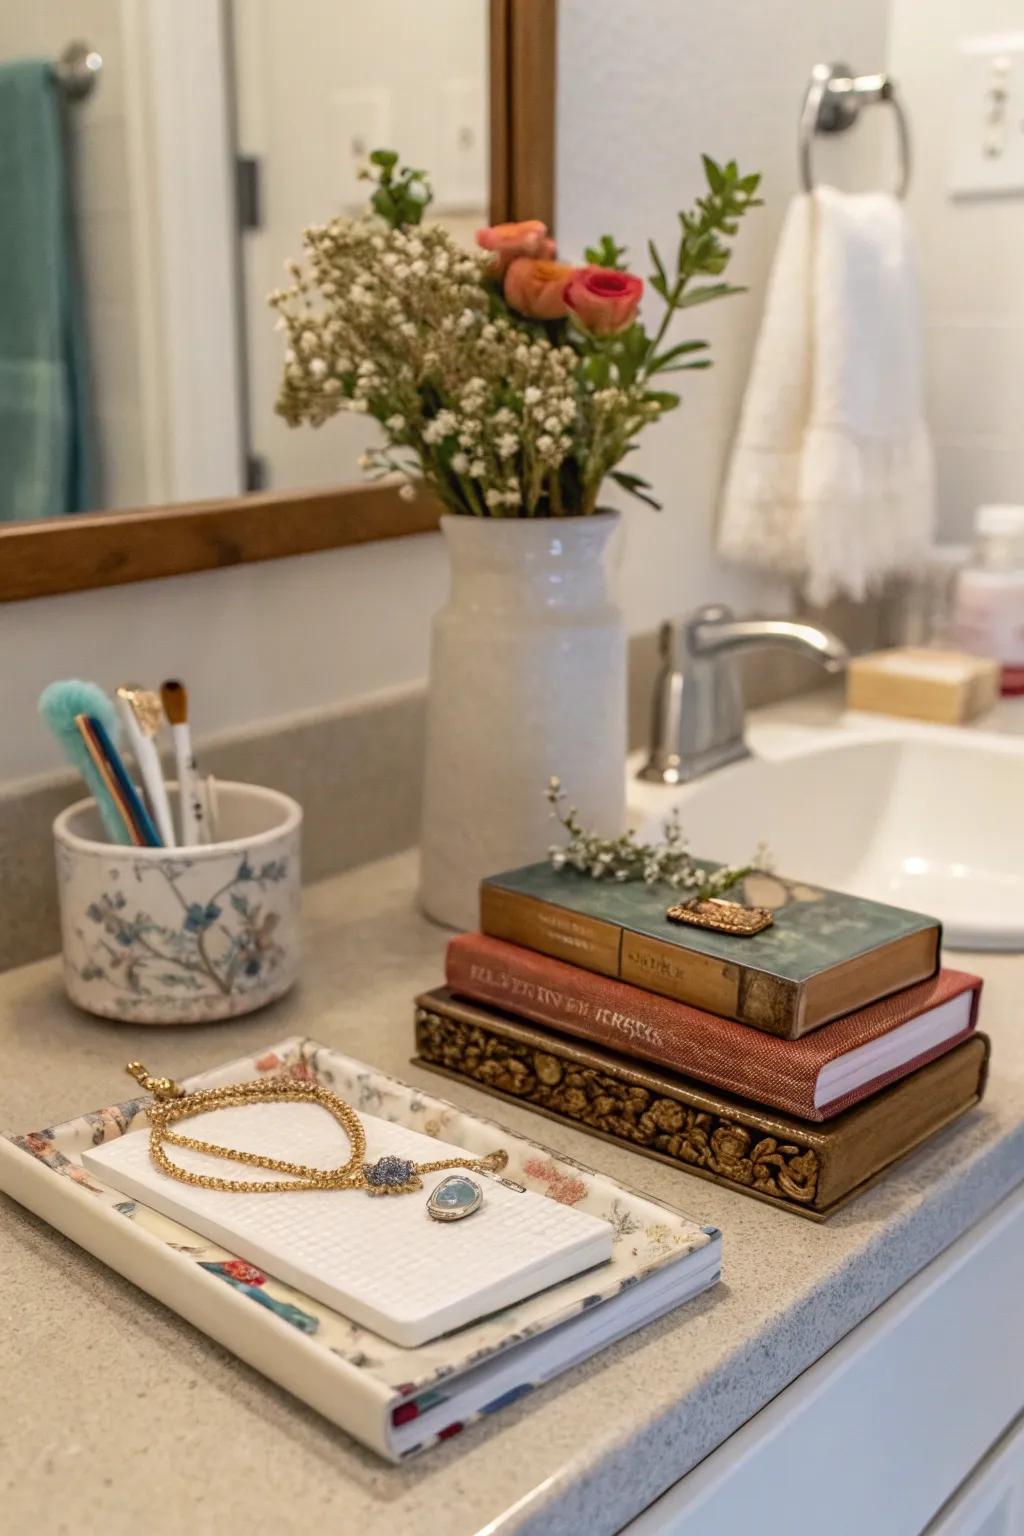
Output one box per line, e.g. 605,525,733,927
546,777,766,902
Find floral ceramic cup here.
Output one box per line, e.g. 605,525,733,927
54,782,301,1024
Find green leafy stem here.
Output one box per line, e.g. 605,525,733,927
584,156,762,511
358,148,432,228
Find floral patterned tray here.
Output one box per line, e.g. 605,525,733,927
0,1037,719,1461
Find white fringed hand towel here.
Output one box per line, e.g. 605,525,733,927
717,187,934,605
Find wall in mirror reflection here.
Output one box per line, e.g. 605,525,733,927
0,0,487,522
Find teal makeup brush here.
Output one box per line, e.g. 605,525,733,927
39,680,149,845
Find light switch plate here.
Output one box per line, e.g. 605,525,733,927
949,33,1024,197
434,77,487,211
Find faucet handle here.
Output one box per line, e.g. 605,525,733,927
691,602,734,626
657,605,735,666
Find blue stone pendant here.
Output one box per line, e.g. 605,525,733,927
427,1174,483,1222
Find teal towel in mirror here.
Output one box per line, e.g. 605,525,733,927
0,60,96,520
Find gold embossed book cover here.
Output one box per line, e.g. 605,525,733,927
414,990,988,1219
480,862,941,1038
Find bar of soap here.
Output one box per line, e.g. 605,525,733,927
846,647,1000,725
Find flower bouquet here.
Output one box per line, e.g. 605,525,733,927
273,149,761,518
273,150,761,927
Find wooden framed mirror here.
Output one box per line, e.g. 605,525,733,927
0,0,556,603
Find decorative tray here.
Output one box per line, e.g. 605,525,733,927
0,1037,720,1461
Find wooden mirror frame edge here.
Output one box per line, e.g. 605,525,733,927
1,0,557,604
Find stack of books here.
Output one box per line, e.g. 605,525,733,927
414,862,990,1219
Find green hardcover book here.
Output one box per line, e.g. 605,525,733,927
480,863,941,1040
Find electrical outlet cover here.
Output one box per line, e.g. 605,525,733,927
949,33,1024,197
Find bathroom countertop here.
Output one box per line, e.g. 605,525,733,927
2,849,1023,1534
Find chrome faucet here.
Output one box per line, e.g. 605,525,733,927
638,603,848,784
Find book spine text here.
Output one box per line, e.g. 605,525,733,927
447,936,809,1111
480,883,801,1036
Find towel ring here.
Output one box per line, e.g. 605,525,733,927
799,61,911,198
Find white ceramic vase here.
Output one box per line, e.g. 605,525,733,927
420,511,627,930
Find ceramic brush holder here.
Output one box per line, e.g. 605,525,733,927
53,781,302,1024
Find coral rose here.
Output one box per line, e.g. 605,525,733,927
564,266,644,335
504,256,575,320
475,219,556,273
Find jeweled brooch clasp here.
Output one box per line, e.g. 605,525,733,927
362,1155,421,1195
666,898,774,936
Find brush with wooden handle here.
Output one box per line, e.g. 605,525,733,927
160,680,205,846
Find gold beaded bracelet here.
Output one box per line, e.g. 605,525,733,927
125,1062,507,1197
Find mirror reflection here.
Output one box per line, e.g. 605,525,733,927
0,0,488,522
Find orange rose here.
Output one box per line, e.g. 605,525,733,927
475,219,556,274
564,266,644,335
504,256,575,320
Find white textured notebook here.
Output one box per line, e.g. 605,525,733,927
82,1101,613,1346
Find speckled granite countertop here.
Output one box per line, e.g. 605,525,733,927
2,850,1023,1536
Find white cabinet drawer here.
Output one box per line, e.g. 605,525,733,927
925,1412,1024,1535
626,1182,1024,1536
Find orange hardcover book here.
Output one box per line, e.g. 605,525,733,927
446,934,981,1122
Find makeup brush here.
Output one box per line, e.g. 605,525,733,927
160,679,204,846
75,714,162,847
39,680,137,845
116,685,176,847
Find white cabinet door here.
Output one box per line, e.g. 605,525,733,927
625,1183,1024,1536
925,1413,1024,1536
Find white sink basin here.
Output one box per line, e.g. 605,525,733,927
629,725,1024,951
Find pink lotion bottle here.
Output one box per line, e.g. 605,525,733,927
953,504,1024,696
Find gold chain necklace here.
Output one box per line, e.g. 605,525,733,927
125,1062,507,1196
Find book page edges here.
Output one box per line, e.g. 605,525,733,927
815,1035,989,1206
801,924,942,1035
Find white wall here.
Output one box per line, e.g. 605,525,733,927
557,0,893,628
1,0,893,785
888,0,1024,541
1,534,451,784
0,0,153,509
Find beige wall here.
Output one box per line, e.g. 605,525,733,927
889,0,1024,542
557,0,893,628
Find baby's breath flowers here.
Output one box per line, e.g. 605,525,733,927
546,777,767,901
272,148,760,518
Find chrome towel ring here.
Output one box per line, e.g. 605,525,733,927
799,61,911,198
